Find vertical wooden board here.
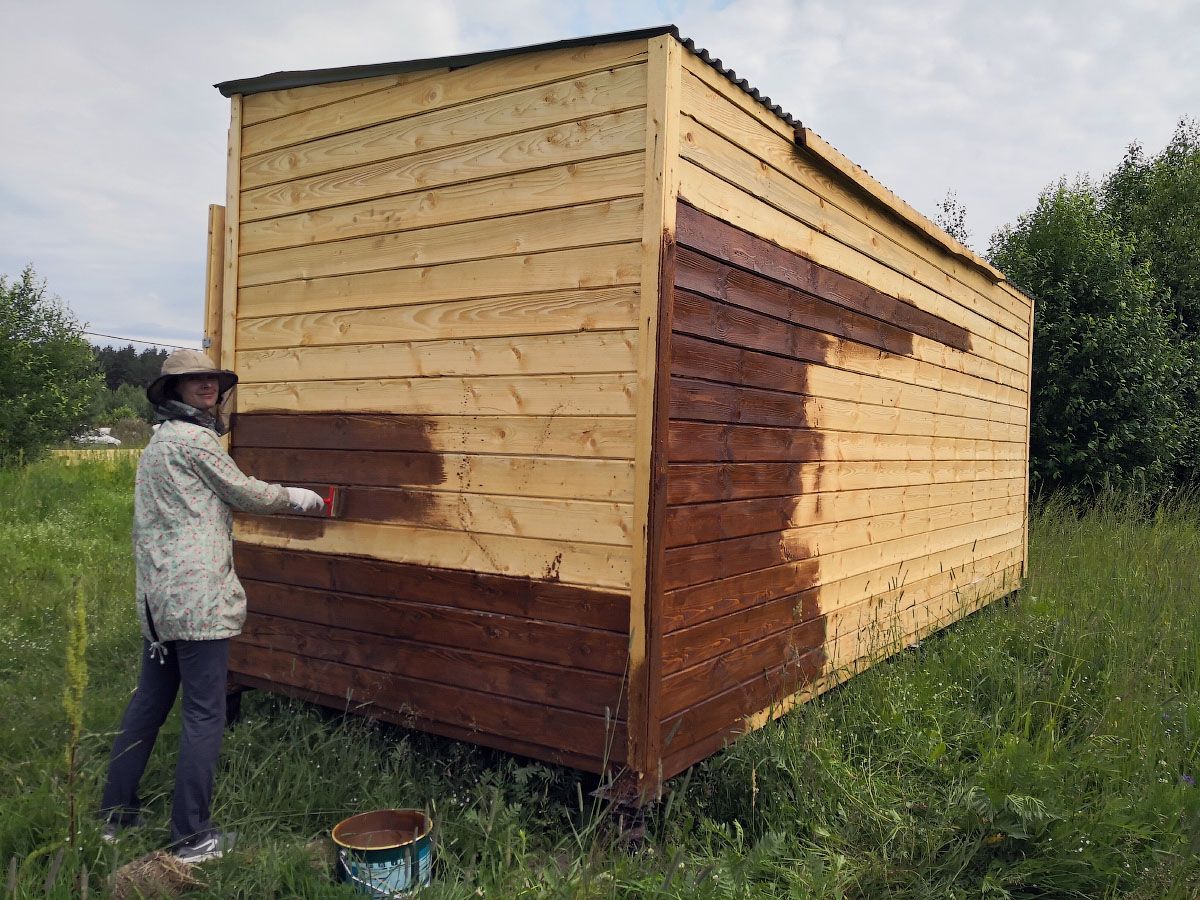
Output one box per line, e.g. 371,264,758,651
627,34,681,795
221,96,242,375
204,204,225,364
1022,295,1035,576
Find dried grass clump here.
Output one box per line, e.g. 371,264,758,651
108,850,204,899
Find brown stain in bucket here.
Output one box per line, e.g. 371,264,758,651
332,809,431,850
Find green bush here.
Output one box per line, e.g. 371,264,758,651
990,183,1187,495
108,417,152,447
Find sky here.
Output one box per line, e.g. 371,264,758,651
1,0,1196,349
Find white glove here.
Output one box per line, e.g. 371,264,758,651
285,487,325,513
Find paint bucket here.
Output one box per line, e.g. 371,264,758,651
332,809,433,897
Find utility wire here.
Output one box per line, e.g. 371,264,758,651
84,331,200,351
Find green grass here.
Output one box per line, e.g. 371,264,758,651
1,459,1198,897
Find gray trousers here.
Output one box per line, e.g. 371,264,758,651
100,637,230,844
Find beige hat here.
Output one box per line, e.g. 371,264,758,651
146,349,238,406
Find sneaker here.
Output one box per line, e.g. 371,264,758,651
100,814,146,844
173,830,237,864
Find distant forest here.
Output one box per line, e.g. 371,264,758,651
90,345,168,424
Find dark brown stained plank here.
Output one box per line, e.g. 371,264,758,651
666,460,1022,506
663,542,1023,633
239,613,626,718
233,447,446,489
234,543,629,631
660,644,826,758
230,672,614,772
662,528,814,591
660,619,826,717
242,579,627,675
664,482,1025,548
667,421,1025,465
675,249,923,358
674,201,973,352
670,331,1023,424
662,595,823,676
230,643,625,763
232,412,466,451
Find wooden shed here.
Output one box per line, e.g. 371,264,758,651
206,25,1033,798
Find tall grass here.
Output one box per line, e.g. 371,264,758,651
1,459,1197,897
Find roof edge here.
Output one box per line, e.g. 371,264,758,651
214,25,679,97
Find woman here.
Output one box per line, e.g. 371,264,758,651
99,350,323,863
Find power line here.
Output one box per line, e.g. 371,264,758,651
84,331,200,351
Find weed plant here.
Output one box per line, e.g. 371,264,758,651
0,459,1197,897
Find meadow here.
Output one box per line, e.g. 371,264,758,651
1,457,1197,898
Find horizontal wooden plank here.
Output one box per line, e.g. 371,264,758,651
239,284,638,351
665,478,1023,547
233,412,637,460
670,377,1026,442
239,197,644,287
234,516,631,589
675,209,973,353
241,40,648,154
236,329,639,383
232,446,634,501
240,152,645,254
242,108,647,222
673,258,1027,406
230,642,624,762
242,579,626,674
242,64,647,190
254,484,631,545
667,422,1025,465
662,526,1023,632
678,111,1028,339
671,329,1024,426
679,51,792,141
237,372,637,416
676,165,1030,372
240,71,446,127
662,494,1021,591
240,612,626,717
658,563,1020,777
237,244,641,320
233,543,629,631
667,459,1026,505
677,66,1029,322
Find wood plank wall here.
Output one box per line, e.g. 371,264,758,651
656,49,1033,780
224,40,652,771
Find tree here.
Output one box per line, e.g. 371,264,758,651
0,267,103,466
989,181,1186,495
935,190,972,248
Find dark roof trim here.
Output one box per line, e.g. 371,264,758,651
215,25,678,97
214,24,801,130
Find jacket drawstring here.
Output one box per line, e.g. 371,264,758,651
144,596,168,664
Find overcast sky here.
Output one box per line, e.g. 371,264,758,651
2,0,1196,349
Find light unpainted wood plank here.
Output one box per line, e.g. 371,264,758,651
240,152,645,254
676,162,1030,373
671,378,1028,442
679,50,793,141
238,243,641,319
242,40,649,154
238,198,643,287
678,68,1030,323
243,108,648,223
628,32,681,790
238,372,637,416
236,446,634,502
343,490,633,544
242,65,647,190
236,413,637,459
237,285,639,350
204,204,225,364
678,112,1028,339
220,97,243,444
236,329,639,382
233,516,631,589
240,71,446,127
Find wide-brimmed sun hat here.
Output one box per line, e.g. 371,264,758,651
146,349,238,406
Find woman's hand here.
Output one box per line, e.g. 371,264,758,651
284,487,325,513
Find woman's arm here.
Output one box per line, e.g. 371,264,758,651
190,445,292,515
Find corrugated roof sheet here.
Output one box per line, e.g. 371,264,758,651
214,24,801,129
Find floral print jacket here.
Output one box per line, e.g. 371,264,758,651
134,418,289,642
